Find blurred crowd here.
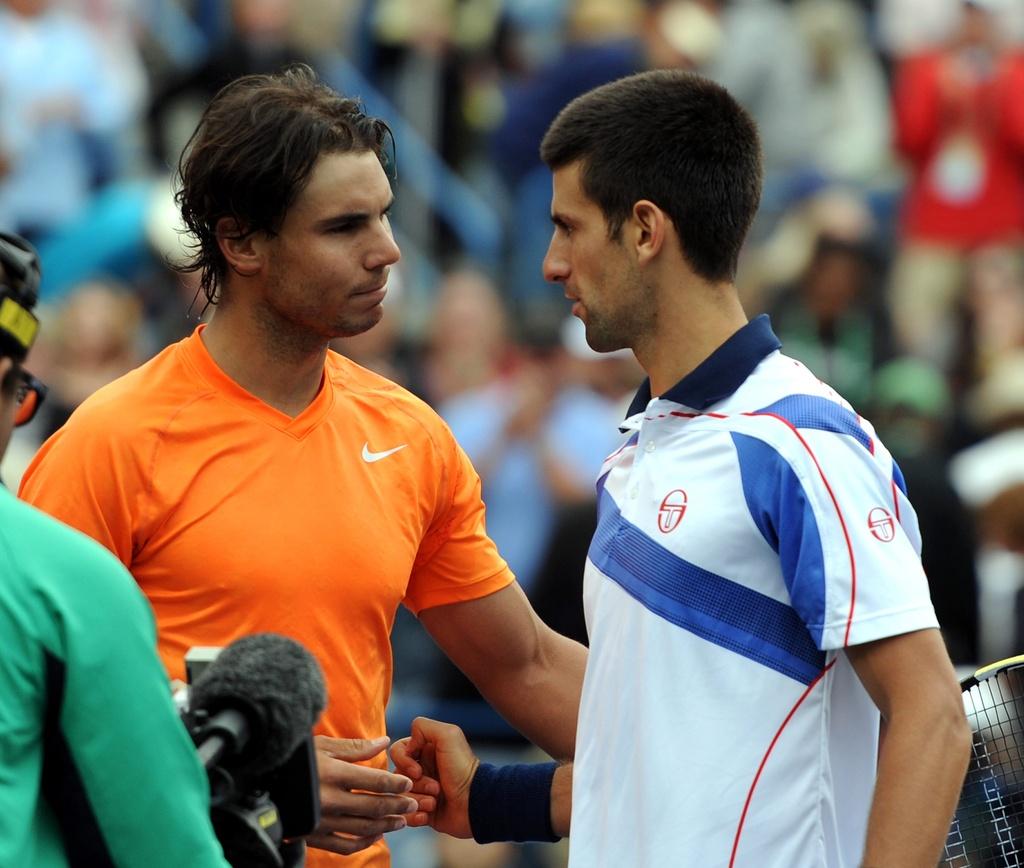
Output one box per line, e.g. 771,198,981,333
3,0,1024,864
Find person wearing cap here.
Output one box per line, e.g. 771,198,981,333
0,233,231,867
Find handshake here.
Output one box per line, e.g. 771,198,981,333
390,718,485,840
310,718,571,856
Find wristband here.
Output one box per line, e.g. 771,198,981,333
468,761,561,844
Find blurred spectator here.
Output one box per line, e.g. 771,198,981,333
740,185,877,311
493,0,814,307
544,316,643,498
879,0,1024,59
71,0,150,183
288,0,363,60
1,271,146,500
877,0,964,59
978,477,1024,671
437,309,637,594
423,268,513,405
770,231,893,412
438,337,560,595
696,0,814,179
490,0,643,188
368,0,510,171
146,0,311,171
889,0,1024,367
792,0,893,186
32,279,143,437
493,0,813,188
871,358,979,663
963,244,1024,376
0,0,139,240
433,305,636,591
982,483,1024,556
950,352,1024,661
490,0,645,306
872,358,955,461
529,317,643,647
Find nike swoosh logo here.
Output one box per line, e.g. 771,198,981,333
361,442,408,463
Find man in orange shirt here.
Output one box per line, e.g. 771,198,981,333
19,66,587,866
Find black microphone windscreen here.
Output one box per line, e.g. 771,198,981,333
190,633,327,776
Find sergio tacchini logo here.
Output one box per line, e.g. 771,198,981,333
361,442,408,463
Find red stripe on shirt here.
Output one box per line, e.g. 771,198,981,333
729,658,837,867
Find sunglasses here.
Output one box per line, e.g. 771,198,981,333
14,369,47,427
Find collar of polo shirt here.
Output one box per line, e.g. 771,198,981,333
624,315,782,423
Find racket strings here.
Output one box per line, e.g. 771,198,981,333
942,668,1024,866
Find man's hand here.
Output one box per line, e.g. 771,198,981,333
306,735,439,856
390,717,480,839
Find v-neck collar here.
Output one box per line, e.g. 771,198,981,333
181,325,335,438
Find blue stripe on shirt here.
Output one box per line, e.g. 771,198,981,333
732,432,828,648
756,394,872,453
588,488,826,685
892,459,907,496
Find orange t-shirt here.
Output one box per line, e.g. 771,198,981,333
19,326,513,867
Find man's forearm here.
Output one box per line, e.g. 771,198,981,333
861,707,970,866
421,586,587,760
480,631,586,760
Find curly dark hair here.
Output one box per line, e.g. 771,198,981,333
175,65,393,303
540,70,762,283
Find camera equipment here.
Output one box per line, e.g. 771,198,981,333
183,634,326,868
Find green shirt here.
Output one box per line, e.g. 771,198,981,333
0,486,228,867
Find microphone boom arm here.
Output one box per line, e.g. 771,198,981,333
195,708,252,771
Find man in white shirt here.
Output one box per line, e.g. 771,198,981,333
393,69,971,868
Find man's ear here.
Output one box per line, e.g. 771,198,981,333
630,200,671,267
215,217,263,278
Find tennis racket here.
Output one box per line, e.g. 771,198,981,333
942,655,1024,867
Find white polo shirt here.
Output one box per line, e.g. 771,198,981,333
568,316,938,868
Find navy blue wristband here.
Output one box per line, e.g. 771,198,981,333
468,761,561,844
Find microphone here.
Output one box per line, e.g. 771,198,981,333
188,633,327,778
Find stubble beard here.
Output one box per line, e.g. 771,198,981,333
584,312,630,354
260,272,382,355
331,303,383,340
583,269,656,355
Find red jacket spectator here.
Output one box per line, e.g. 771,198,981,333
893,47,1024,247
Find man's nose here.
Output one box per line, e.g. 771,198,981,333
368,223,401,270
542,235,567,283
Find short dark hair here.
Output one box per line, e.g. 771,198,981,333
540,70,762,282
175,65,393,303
